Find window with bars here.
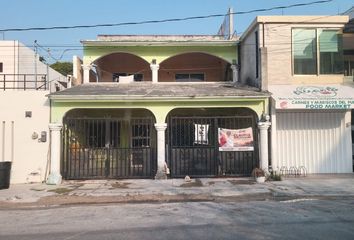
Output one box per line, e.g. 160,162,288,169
175,73,205,82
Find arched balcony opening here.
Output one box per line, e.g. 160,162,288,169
159,52,233,82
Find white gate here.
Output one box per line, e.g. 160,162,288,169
273,110,352,173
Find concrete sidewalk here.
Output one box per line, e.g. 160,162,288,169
0,174,353,209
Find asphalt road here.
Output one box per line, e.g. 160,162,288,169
1,199,354,240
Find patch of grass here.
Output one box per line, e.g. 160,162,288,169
47,188,75,194
179,179,203,188
110,182,131,189
268,172,282,181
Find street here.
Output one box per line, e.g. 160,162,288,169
1,199,354,240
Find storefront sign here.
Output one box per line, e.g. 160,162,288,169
270,85,354,109
218,127,254,151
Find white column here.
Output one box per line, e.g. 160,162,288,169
82,64,91,84
150,64,159,83
258,121,271,172
230,64,238,83
154,123,168,179
47,123,63,185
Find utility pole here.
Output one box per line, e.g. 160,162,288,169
34,40,38,89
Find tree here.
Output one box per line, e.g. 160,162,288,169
50,61,73,76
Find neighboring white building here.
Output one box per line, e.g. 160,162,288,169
240,16,354,174
0,40,66,184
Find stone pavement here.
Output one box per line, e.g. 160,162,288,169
0,174,353,209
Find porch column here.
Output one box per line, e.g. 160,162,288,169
230,64,239,83
154,123,168,179
258,120,271,172
47,123,63,185
150,63,160,83
82,64,91,84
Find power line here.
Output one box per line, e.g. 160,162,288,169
0,0,333,32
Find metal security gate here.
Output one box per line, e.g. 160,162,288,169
167,116,258,177
62,117,156,179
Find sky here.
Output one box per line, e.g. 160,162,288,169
1,0,353,63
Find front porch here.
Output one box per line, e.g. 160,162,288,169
47,82,270,183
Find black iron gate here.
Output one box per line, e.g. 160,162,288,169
167,116,258,177
62,117,156,179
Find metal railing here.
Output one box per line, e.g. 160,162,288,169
167,115,258,177
62,117,157,179
1,74,48,90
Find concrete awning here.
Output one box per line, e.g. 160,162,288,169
269,84,354,110
48,82,269,100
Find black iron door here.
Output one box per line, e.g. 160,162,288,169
167,116,258,177
62,117,156,179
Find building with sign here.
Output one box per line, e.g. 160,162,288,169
240,15,354,174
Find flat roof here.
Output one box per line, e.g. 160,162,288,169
49,82,269,100
81,35,238,46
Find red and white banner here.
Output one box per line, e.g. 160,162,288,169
218,127,254,151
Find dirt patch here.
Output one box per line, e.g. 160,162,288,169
207,181,215,186
47,188,75,195
110,182,131,189
228,180,255,185
179,179,203,188
30,188,46,192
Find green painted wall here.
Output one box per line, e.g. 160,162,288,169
83,45,237,65
51,98,268,124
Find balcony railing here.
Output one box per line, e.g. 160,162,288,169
1,74,48,90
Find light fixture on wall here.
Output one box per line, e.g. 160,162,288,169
151,59,156,64
25,111,32,118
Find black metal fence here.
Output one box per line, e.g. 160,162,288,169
62,117,156,179
167,115,258,177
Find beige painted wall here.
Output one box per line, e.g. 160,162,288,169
0,91,50,184
72,55,83,86
240,26,260,87
0,40,66,92
241,21,346,87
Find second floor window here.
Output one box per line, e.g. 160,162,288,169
292,28,343,75
175,73,205,82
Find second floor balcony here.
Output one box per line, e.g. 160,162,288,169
1,74,48,91
83,52,237,84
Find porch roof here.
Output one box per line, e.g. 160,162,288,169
48,82,269,100
81,35,238,46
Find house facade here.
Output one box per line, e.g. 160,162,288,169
0,40,65,183
47,35,271,184
240,16,354,174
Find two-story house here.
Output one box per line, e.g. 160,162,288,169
240,16,354,174
0,40,66,184
47,35,271,184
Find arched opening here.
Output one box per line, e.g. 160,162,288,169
166,107,259,177
159,52,232,82
91,52,151,82
62,108,157,179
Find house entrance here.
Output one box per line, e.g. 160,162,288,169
167,109,259,177
62,113,156,179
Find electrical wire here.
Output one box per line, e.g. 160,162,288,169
0,0,333,32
